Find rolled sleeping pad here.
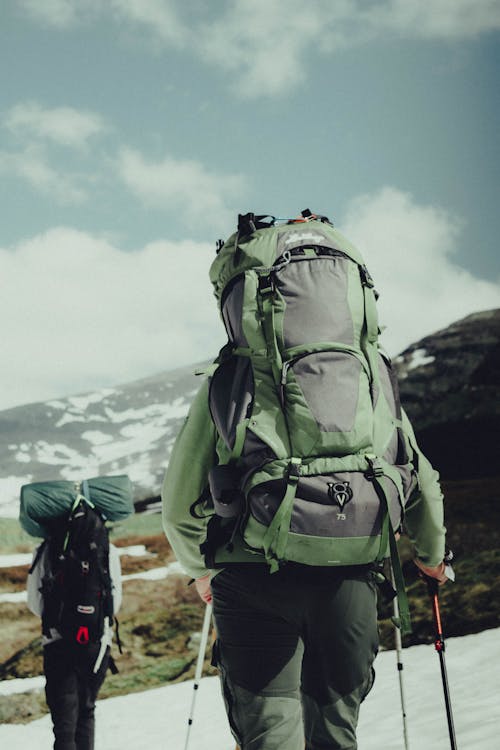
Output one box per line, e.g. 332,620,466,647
19,474,134,538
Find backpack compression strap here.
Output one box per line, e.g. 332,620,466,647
366,456,411,635
262,458,302,574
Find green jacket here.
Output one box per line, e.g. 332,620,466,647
162,379,446,580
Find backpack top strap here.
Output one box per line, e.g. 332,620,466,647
81,479,95,508
238,213,276,237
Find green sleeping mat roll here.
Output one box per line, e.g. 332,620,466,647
19,474,134,538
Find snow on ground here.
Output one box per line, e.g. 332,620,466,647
0,552,33,568
0,628,498,749
0,590,26,604
406,348,436,371
121,561,183,582
0,562,183,603
0,675,45,696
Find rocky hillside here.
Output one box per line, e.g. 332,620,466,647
395,308,500,479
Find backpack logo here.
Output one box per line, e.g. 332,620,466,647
77,605,96,615
328,482,353,517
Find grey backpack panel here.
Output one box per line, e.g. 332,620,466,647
291,351,363,433
208,356,254,452
277,255,353,348
221,276,248,347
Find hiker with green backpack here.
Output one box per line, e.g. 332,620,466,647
162,211,448,750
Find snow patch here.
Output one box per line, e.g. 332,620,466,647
55,412,87,427
81,431,114,445
121,562,184,582
34,441,87,466
66,390,116,411
46,400,66,409
407,348,435,371
0,676,45,696
0,553,32,568
117,545,154,558
103,398,189,425
15,451,31,463
0,591,27,604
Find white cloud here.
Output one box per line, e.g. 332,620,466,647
360,0,500,40
117,147,247,230
0,228,223,410
200,0,328,96
1,188,498,411
17,0,99,28
19,0,186,43
201,0,500,97
5,101,108,149
340,186,500,355
109,0,187,46
19,1,500,97
0,145,87,204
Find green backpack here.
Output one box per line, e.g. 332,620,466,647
205,211,415,627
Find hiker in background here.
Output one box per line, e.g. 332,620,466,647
27,509,122,750
162,211,449,749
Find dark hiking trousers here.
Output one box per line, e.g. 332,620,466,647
43,640,110,750
211,564,379,750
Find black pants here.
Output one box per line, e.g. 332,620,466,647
211,564,379,750
44,640,109,750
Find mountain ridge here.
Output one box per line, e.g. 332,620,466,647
0,308,498,517
395,307,500,479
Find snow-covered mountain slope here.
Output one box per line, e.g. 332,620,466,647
1,627,498,749
0,363,203,517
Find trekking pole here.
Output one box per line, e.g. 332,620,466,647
183,602,213,750
391,568,410,750
425,554,458,750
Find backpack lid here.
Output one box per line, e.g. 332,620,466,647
209,213,365,304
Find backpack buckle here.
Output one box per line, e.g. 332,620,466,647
365,455,384,479
287,459,301,483
258,273,275,295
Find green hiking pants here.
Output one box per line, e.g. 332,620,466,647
211,564,378,750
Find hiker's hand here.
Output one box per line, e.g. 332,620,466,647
195,575,212,604
414,558,448,585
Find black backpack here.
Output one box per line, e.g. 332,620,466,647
39,499,114,648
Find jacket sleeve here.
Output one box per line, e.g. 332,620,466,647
402,409,446,567
109,543,122,614
162,379,217,580
26,544,47,617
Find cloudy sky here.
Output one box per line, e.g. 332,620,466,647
1,0,499,410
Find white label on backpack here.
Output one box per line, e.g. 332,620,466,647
283,231,325,244
77,605,96,615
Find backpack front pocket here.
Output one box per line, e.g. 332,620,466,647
282,349,373,456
